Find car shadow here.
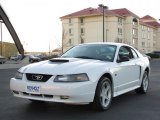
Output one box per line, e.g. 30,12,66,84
5,90,154,120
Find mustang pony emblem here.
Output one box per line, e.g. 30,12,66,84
32,75,43,80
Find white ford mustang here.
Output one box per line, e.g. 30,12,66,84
10,42,150,111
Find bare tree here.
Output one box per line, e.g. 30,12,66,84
55,25,68,54
61,27,68,53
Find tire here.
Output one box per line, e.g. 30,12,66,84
92,77,113,111
135,71,149,94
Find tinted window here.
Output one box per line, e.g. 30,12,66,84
117,46,136,62
62,44,117,62
118,46,133,59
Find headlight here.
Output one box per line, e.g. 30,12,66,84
15,72,23,80
54,73,89,82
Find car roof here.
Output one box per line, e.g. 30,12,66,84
79,42,131,47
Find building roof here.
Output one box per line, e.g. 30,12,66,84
111,8,139,18
139,21,154,28
140,15,160,28
145,21,160,27
141,15,156,20
61,7,160,28
60,7,120,19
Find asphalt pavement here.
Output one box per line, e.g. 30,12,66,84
0,60,160,120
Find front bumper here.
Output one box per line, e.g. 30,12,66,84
10,77,96,104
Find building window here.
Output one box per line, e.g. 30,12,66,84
132,29,137,36
80,18,84,24
69,18,72,25
148,34,150,39
81,38,84,43
132,39,135,45
142,42,145,47
132,38,137,45
132,38,138,45
81,28,85,35
144,33,146,38
69,39,72,45
142,32,144,38
118,28,122,35
133,21,137,26
153,43,156,47
140,25,142,29
69,28,73,35
117,38,122,43
132,18,138,26
142,25,145,30
118,18,122,25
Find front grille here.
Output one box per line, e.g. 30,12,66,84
26,73,52,82
22,92,53,99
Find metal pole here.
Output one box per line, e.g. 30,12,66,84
0,21,2,56
99,4,107,42
103,8,104,42
106,29,107,42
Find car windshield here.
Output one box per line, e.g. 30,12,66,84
61,44,117,62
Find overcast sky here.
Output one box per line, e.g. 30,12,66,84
1,0,159,52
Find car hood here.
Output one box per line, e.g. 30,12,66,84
20,58,113,75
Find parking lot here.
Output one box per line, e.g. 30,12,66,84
0,60,160,120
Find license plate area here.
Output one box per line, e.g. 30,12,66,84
26,85,40,94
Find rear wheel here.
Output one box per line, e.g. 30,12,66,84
92,77,112,111
135,71,149,94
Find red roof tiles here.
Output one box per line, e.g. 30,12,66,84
61,7,139,19
111,8,139,18
140,15,160,28
61,7,160,28
61,7,120,19
145,21,160,27
141,15,156,20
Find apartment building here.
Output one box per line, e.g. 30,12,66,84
60,7,160,53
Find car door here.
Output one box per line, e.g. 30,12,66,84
114,46,141,94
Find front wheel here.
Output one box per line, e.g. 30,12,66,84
135,71,149,94
92,77,113,111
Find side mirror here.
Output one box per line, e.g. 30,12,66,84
117,56,130,63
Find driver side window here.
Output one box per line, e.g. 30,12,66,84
118,46,133,62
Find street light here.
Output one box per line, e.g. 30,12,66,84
0,20,3,56
99,4,108,42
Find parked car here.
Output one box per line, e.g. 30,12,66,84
0,55,6,64
29,55,41,63
10,42,150,111
153,51,160,56
10,54,22,61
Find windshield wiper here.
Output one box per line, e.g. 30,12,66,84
75,56,101,60
62,56,106,61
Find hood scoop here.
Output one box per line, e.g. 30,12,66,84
49,58,69,63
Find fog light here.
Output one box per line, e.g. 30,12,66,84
60,96,70,100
